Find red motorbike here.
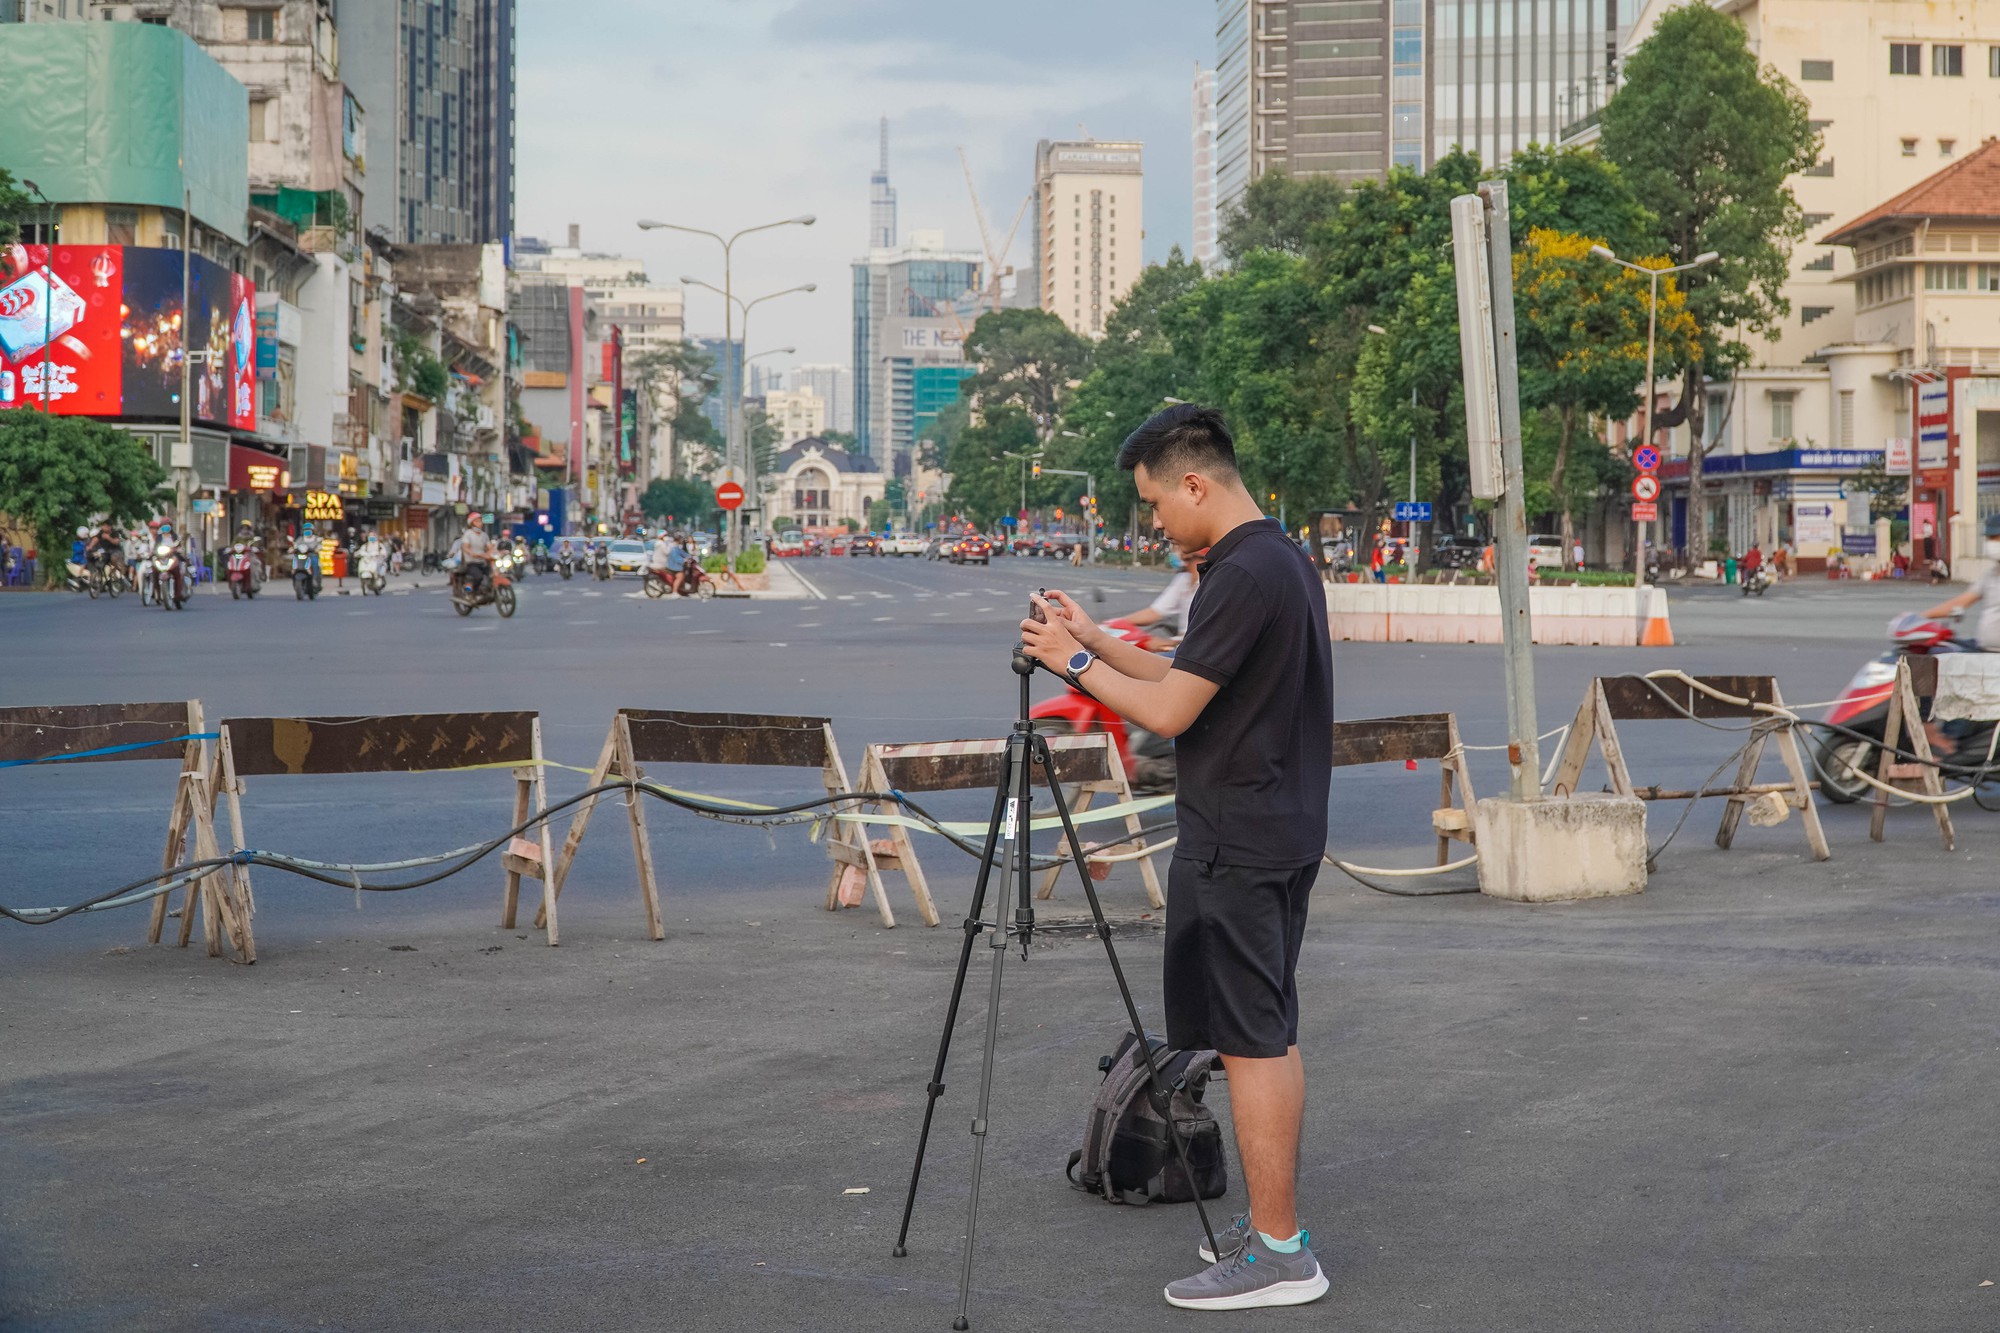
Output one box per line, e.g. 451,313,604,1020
225,542,263,600
1028,617,1177,792
1813,611,1998,804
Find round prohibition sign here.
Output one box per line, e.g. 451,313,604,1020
1632,474,1662,503
715,481,746,511
1633,444,1661,472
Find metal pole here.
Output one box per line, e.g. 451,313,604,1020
1478,180,1541,800
1639,269,1659,582
722,239,738,559
178,189,193,536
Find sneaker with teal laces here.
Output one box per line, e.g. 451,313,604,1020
1164,1229,1330,1311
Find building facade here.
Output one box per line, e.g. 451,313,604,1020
850,231,980,466
1442,0,1641,167
762,388,827,442
1192,63,1219,266
768,438,884,531
789,363,852,434
1033,139,1143,337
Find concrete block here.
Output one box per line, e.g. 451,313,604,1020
1474,794,1647,903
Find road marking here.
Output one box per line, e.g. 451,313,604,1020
769,642,788,647
582,591,603,598
740,608,761,615
788,566,828,600
688,629,719,635
464,624,497,632
797,622,820,628
566,619,599,625
977,607,994,613
669,614,690,620
931,611,950,617
872,616,894,622
836,594,855,601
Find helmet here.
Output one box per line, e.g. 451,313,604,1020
468,512,484,526
76,526,90,539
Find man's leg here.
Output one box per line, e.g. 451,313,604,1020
1220,1046,1305,1240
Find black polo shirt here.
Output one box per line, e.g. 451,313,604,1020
1169,518,1332,868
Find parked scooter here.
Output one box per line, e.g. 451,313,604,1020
1812,612,1999,805
1028,617,1177,792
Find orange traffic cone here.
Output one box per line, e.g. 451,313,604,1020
1639,585,1675,647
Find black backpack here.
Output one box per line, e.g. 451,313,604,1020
1065,1031,1229,1206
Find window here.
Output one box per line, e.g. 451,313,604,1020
249,98,272,143
1804,157,1834,177
1838,390,1855,447
1933,44,1963,76
105,207,137,247
1992,45,2000,77
1940,139,1956,157
1803,253,1835,271
245,7,275,40
1802,212,1833,228
1901,137,1918,156
1980,264,2000,293
1890,43,1922,75
1770,390,1796,442
1926,263,1969,291
1801,59,1833,81
1801,305,1833,324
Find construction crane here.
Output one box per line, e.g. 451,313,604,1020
958,147,1032,316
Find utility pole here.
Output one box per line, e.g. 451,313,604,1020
176,188,195,536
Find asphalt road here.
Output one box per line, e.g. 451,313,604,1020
4,563,1996,1332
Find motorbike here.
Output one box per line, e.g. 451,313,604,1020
1028,617,1177,793
357,545,388,595
420,549,443,575
1741,565,1772,597
452,550,518,618
225,543,264,600
1812,612,2000,806
556,548,575,580
68,549,126,599
291,546,323,601
592,546,611,581
646,561,715,600
148,539,188,611
511,542,532,576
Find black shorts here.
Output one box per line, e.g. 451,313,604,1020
1163,856,1317,1059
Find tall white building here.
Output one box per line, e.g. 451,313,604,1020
790,363,853,434
1033,139,1144,338
762,388,828,442
1193,64,1219,267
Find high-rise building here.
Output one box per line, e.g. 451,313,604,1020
694,336,744,441
1033,139,1144,337
851,231,981,466
762,388,828,442
1440,0,1640,166
337,0,515,245
1213,0,1253,222
1193,64,1219,266
790,363,853,435
869,115,897,250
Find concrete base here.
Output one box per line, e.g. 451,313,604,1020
1474,793,1648,903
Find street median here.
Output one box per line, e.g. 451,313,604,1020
1327,581,1673,647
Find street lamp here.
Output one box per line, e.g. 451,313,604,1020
1002,448,1045,523
1589,245,1719,578
638,213,815,555
680,275,815,535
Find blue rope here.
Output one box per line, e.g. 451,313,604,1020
0,732,220,769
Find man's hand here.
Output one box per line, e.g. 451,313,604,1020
1037,589,1108,652
1020,595,1084,671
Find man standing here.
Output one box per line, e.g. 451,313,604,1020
1020,404,1332,1311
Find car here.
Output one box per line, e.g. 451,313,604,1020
770,531,805,558
606,539,648,574
1526,533,1566,571
848,534,880,557
949,535,992,566
1430,533,1485,570
884,533,926,557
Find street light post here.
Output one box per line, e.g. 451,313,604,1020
681,276,814,540
1590,245,1718,581
638,214,815,557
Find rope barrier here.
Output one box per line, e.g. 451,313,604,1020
0,732,220,769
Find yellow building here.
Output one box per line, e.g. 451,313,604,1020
1033,139,1143,338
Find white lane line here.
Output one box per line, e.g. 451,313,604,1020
788,566,828,600
872,616,894,622
740,609,761,615
669,614,690,620
769,642,788,647
464,624,497,633
977,607,994,613
836,594,855,601
931,612,949,617
797,622,821,628
688,629,719,635
582,591,603,598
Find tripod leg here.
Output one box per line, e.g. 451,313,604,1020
952,731,1032,1331
891,761,1012,1260
1032,732,1222,1266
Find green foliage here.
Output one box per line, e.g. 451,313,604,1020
394,334,449,403
942,403,1039,527
744,405,780,476
0,167,30,250
630,342,723,461
1851,456,1908,523
733,546,765,575
639,476,714,524
821,429,858,448
866,498,894,531
0,411,168,584
1218,173,1347,263
960,307,1091,431
701,553,728,573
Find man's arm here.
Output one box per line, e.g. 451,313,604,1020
1923,588,1979,618
1020,599,1217,737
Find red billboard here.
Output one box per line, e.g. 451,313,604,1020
0,243,254,430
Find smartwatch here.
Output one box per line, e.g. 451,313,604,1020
1064,649,1095,687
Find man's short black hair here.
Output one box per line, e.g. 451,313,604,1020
1117,403,1239,481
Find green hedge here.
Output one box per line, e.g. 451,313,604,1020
734,547,766,575
701,554,728,573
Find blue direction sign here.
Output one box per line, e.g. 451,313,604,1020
1633,444,1661,472
1392,501,1433,522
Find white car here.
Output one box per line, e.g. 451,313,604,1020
884,533,926,556
1526,534,1566,570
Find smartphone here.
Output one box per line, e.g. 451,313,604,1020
1029,589,1049,624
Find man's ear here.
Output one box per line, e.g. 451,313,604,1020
1183,471,1207,504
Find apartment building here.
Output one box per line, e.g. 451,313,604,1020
1033,139,1144,337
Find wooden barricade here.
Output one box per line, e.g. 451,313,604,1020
1868,654,1955,850
1332,713,1478,864
0,700,252,963
544,710,876,937
1548,675,1830,861
853,730,1166,929
219,712,556,942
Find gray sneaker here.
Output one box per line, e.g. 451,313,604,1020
1165,1229,1330,1310
1196,1211,1252,1263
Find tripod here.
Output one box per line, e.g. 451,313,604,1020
891,646,1220,1330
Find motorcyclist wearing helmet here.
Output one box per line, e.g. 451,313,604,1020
1919,514,2000,650
452,513,495,597
86,521,122,567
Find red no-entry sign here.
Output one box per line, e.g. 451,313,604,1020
715,481,745,511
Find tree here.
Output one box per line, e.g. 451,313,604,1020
959,307,1091,436
941,403,1039,527
1513,227,1696,557
821,429,858,449
629,342,723,474
0,168,30,250
639,476,715,526
1217,173,1347,264
1599,2,1819,556
0,411,168,585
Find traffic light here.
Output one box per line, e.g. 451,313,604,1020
1055,506,1064,520
1032,462,1041,478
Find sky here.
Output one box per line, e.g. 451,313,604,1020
516,0,1214,377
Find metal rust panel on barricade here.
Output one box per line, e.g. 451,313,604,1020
222,713,538,776
1332,714,1456,767
874,734,1113,793
0,702,195,764
1600,675,1778,721
620,710,831,768
1904,654,1938,697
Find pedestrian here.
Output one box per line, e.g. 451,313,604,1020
1020,403,1333,1311
1774,544,1789,580
1369,534,1386,583
1572,538,1585,572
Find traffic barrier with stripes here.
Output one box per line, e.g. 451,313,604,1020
1325,582,1674,647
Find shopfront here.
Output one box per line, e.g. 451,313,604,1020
1661,446,1885,564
